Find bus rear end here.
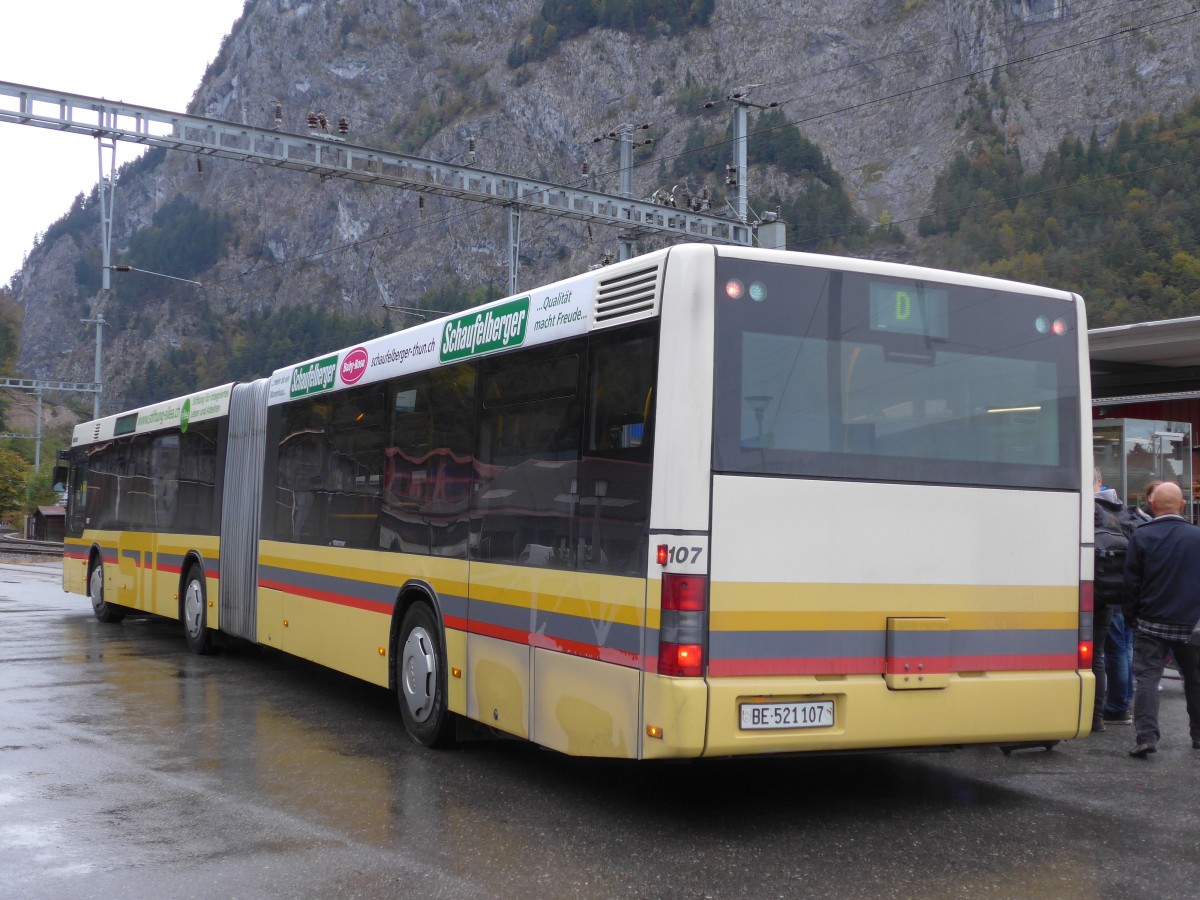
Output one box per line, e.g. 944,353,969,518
644,246,1092,758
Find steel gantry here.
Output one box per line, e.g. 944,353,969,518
0,80,755,296
0,378,100,469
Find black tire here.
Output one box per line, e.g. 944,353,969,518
396,602,454,747
181,566,213,655
89,560,126,623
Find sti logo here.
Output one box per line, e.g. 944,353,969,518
340,347,369,385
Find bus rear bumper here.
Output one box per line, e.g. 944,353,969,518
700,671,1092,757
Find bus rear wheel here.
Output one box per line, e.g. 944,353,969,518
396,602,454,748
88,561,126,623
182,567,213,655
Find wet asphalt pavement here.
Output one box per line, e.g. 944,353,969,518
2,560,1198,899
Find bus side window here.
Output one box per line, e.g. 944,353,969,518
381,367,475,558
579,325,657,574
67,451,89,536
272,386,388,549
587,330,655,457
472,342,584,565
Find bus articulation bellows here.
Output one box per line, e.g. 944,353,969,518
59,243,1096,758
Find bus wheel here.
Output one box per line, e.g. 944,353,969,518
396,603,454,748
182,567,213,655
89,562,126,623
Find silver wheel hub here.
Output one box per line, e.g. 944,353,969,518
184,580,204,638
401,626,437,723
89,567,104,612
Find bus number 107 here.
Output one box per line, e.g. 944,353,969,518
663,545,703,565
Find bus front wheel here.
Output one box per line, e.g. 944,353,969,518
89,561,126,623
182,567,213,655
396,602,454,748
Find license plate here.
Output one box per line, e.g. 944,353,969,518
739,700,834,730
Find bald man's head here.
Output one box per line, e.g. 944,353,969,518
1150,481,1185,517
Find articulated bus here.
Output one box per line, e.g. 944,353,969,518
59,244,1095,758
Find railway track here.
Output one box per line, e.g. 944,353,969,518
0,537,64,558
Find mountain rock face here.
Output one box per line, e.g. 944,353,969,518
10,0,1200,408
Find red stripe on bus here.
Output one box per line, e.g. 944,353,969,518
950,653,1078,671
886,656,951,674
151,560,219,579
468,620,532,645
469,620,642,668
257,579,393,616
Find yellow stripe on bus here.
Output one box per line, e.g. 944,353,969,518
710,581,1076,614
710,609,1079,632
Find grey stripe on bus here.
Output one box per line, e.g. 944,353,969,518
468,596,644,655
885,628,1075,656
710,628,1076,660
257,564,470,620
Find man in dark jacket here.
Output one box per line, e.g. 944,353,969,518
1122,481,1200,758
1093,468,1135,731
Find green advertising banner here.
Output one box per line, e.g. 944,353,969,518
289,354,340,398
439,297,530,362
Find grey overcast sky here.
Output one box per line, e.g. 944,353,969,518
0,0,247,288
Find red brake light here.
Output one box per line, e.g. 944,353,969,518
1078,579,1094,670
662,574,705,612
659,643,703,676
658,573,707,677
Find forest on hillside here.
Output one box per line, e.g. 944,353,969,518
921,91,1200,326
0,289,22,431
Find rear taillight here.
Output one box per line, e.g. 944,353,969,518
1078,579,1094,670
658,573,707,677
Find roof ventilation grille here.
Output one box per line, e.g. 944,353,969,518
593,263,661,326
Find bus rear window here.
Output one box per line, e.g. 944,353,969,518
712,260,1081,490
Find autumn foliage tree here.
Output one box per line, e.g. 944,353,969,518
0,448,31,518
923,93,1200,326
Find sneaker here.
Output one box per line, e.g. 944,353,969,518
1092,719,1106,733
1193,740,1200,750
1129,743,1157,758
1102,711,1133,725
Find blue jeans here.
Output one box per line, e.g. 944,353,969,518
1091,603,1116,725
1104,607,1135,715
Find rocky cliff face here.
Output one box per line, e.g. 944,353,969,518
11,0,1200,407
